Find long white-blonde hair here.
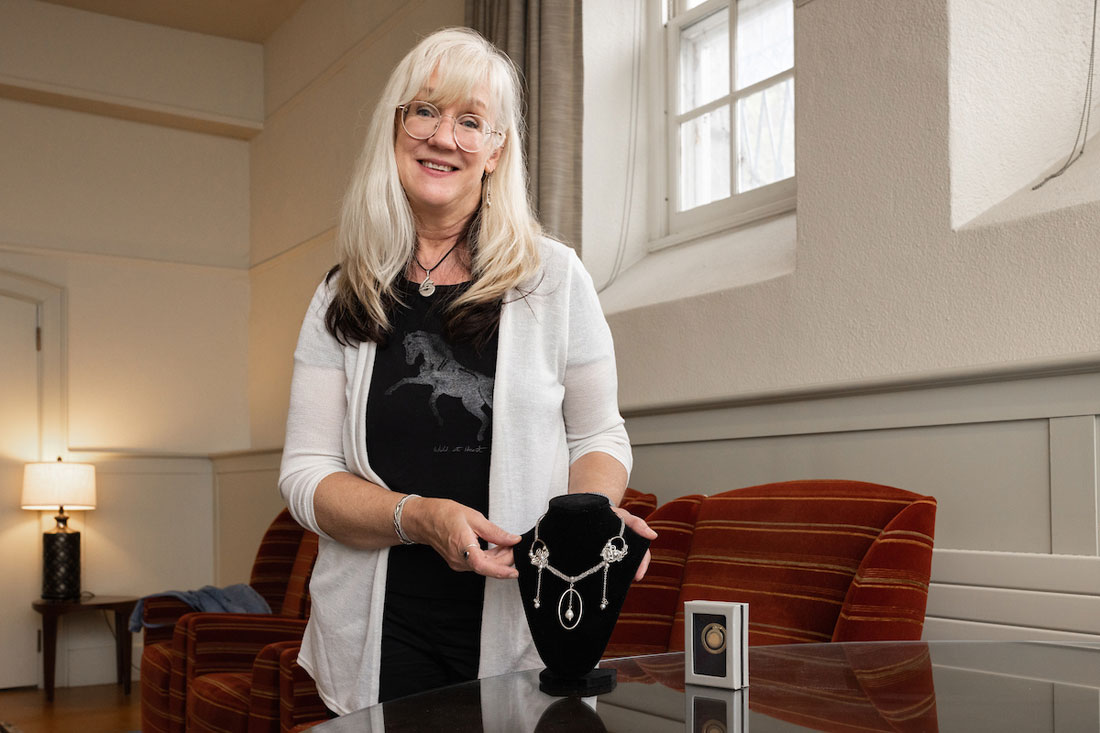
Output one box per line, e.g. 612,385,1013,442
330,27,542,341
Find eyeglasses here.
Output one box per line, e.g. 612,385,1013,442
397,100,504,153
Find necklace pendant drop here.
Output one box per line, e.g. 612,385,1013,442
558,586,583,630
418,277,436,297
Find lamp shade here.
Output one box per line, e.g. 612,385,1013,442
21,461,97,511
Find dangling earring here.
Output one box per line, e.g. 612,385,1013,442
483,173,492,209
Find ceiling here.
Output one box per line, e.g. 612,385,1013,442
41,0,307,43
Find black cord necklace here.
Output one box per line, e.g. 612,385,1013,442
414,240,461,297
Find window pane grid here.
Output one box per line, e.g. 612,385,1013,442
679,107,732,211
735,0,794,91
671,66,791,126
678,7,730,113
669,0,794,217
736,75,794,193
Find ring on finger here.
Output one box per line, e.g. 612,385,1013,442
463,542,479,562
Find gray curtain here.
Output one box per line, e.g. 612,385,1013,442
466,0,584,253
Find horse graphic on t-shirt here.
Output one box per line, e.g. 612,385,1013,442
385,331,494,441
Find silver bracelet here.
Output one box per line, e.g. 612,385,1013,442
393,494,419,545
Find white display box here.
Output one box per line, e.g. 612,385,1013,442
683,600,749,689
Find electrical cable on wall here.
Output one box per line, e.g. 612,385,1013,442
598,0,643,293
1033,0,1098,189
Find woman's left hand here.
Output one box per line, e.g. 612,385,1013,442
611,506,657,581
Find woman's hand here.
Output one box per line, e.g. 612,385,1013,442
403,497,521,579
611,506,658,582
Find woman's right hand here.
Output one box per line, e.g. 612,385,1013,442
402,497,521,579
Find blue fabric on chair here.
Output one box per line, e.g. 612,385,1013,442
128,584,272,632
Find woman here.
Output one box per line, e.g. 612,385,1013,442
279,27,652,714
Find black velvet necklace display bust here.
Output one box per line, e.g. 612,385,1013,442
514,493,650,696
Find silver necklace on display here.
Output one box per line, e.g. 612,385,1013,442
414,241,461,297
527,515,629,630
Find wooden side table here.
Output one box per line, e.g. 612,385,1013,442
31,595,138,702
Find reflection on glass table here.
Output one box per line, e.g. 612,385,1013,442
311,641,1100,732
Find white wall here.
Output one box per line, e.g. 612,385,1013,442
949,0,1099,228
0,0,258,688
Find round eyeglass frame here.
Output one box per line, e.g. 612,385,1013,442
396,101,505,153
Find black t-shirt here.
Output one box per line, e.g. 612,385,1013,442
367,279,498,600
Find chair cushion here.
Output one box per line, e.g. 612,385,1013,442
281,532,319,619
604,494,705,657
187,671,252,733
141,596,196,646
248,640,297,733
832,497,936,641
280,643,329,732
140,641,175,733
670,480,935,649
250,509,309,614
620,488,658,520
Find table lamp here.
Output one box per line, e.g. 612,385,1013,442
21,458,97,600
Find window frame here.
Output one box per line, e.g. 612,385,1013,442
650,0,796,251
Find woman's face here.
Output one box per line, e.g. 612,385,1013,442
395,79,503,224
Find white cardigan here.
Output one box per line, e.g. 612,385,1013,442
278,238,632,713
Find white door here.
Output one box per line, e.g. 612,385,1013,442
0,292,43,688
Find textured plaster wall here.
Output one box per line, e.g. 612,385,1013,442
950,0,1098,228
596,0,1100,412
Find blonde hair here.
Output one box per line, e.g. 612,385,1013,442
331,27,542,342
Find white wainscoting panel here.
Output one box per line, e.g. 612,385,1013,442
212,451,286,587
623,361,1100,640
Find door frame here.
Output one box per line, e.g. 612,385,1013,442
0,270,65,459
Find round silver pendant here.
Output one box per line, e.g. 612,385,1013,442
558,588,583,630
418,278,436,297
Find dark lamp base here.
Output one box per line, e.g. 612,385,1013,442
42,530,81,600
538,667,617,697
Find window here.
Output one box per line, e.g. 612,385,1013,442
657,0,795,244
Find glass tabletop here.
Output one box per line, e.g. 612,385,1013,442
313,640,1100,732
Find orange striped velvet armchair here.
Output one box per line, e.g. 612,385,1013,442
605,480,937,657
139,508,319,733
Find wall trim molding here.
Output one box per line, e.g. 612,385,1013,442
0,240,249,273
623,351,1100,419
211,449,282,473
0,75,262,140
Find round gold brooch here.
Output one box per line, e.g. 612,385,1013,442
701,622,727,654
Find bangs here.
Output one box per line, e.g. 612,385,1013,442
400,42,512,125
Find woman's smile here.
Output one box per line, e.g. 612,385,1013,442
419,159,458,173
